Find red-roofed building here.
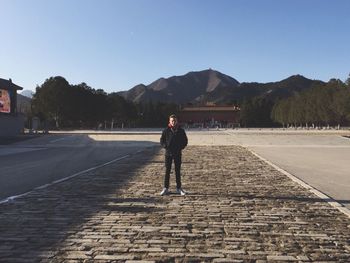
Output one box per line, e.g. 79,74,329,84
178,104,240,128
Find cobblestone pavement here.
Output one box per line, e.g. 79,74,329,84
1,146,350,263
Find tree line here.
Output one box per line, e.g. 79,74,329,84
31,76,178,129
31,75,350,129
239,77,350,128
271,79,350,128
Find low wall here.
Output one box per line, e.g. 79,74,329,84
0,114,25,136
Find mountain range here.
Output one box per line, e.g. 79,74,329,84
118,69,325,104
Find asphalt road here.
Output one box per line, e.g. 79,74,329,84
0,134,157,200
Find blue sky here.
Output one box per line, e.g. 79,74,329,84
1,0,349,93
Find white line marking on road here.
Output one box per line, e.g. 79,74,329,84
0,154,130,205
248,149,350,218
244,145,350,148
49,137,68,143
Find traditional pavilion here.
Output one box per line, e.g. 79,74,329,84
178,103,240,128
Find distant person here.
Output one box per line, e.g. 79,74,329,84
160,114,188,196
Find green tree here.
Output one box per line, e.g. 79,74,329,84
240,97,274,127
330,82,350,126
70,82,102,128
107,93,137,128
32,76,71,128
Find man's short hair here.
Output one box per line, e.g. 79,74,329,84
169,114,177,119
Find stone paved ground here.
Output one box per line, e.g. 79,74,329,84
1,146,350,263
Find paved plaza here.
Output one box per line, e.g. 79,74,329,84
1,143,350,262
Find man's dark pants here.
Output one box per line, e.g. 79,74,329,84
164,154,182,189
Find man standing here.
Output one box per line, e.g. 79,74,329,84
160,114,188,196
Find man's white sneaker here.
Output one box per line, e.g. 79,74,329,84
160,188,169,196
176,188,186,196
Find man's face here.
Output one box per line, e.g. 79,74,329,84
169,117,177,126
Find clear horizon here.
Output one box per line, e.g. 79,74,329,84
1,0,349,93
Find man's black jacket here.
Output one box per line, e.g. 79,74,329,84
160,126,188,156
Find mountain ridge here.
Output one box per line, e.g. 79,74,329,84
118,69,325,104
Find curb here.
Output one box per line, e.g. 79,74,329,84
248,148,350,219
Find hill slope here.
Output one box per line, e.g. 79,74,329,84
119,69,240,104
119,69,324,104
